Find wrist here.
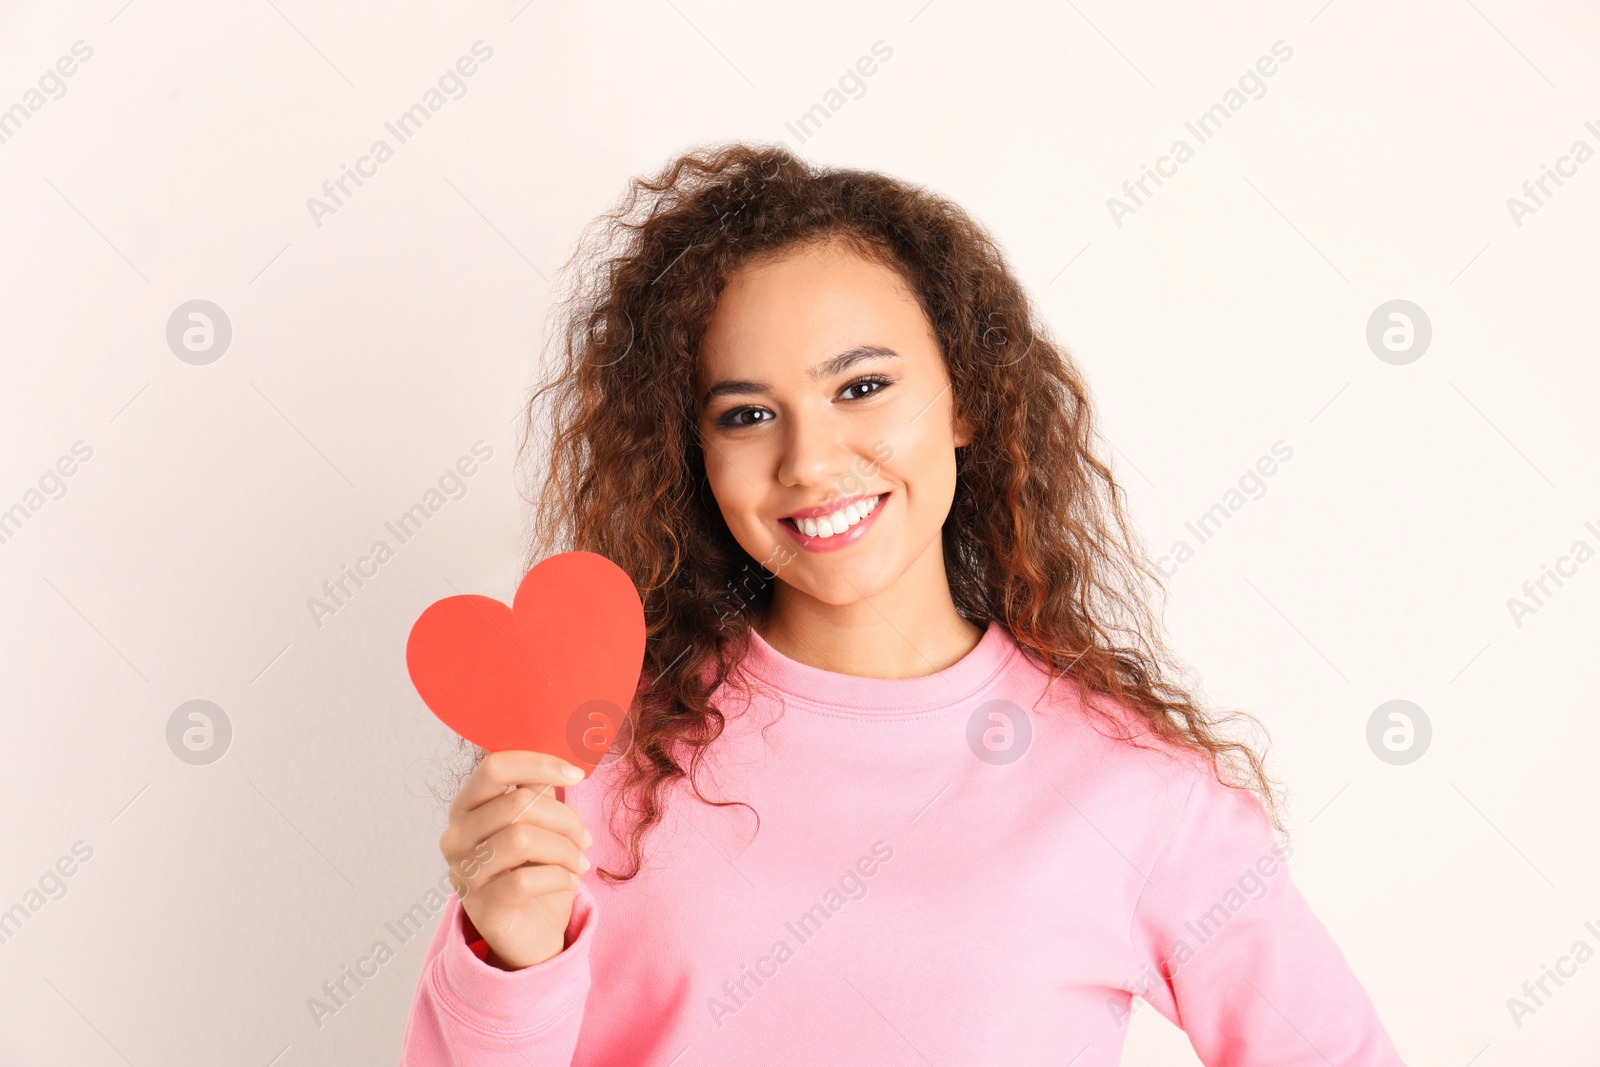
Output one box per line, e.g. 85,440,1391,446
480,927,567,971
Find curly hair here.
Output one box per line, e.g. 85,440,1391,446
484,141,1280,884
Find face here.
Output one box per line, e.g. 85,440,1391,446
695,238,973,609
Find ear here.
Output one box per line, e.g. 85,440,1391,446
953,408,976,449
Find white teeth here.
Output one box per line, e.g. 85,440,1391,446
793,494,883,538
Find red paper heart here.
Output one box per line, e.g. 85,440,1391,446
406,551,646,769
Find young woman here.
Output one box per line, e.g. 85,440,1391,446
400,144,1406,1065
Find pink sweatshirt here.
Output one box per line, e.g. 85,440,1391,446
400,620,1406,1065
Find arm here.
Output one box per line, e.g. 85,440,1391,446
399,878,599,1066
1128,766,1406,1066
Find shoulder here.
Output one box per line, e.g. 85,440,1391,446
1011,654,1270,853
1012,650,1216,795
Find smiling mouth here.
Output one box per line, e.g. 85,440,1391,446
779,492,887,539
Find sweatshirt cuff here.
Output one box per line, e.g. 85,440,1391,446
434,880,598,1032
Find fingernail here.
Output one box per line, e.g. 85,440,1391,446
581,829,593,848
579,855,591,872
562,764,584,781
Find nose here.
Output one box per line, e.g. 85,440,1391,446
775,405,852,490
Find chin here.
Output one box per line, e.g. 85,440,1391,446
794,563,902,606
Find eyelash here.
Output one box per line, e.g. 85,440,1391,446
716,374,896,429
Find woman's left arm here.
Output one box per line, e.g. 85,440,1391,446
1128,765,1408,1066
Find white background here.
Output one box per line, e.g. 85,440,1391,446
1,1,1597,1064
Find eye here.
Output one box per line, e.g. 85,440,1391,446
717,405,773,429
713,374,895,429
840,374,895,401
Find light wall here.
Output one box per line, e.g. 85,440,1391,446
1,1,1597,1064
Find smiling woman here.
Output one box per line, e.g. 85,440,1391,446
401,143,1407,1066
695,239,974,629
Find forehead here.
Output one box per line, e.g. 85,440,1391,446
696,239,933,382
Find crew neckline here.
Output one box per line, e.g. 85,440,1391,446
737,618,1018,715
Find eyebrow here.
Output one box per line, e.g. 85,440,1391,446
700,345,902,409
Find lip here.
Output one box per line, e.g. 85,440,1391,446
779,492,888,553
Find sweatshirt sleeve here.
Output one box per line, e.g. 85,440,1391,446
399,878,599,1066
1128,765,1407,1066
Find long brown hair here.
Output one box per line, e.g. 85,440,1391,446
494,142,1279,884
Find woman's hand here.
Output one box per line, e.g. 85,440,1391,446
439,750,593,971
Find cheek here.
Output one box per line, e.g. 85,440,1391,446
703,449,767,535
873,417,957,505
703,459,737,515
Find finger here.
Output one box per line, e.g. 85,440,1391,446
455,820,588,895
449,750,586,820
466,863,578,912
442,786,589,862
